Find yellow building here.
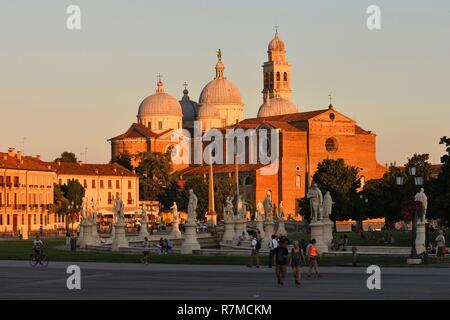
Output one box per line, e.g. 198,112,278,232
0,148,56,236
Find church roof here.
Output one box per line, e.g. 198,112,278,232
240,109,328,125
109,123,158,141
0,151,53,172
138,80,183,118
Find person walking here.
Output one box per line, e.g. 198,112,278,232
141,237,150,265
273,238,289,285
247,235,261,268
289,240,306,286
435,230,446,261
159,237,165,254
268,235,278,268
307,238,321,278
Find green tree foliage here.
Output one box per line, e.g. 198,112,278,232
405,153,434,180
429,136,450,222
299,159,360,221
110,151,133,171
136,152,172,201
53,183,69,215
61,179,85,211
55,151,77,163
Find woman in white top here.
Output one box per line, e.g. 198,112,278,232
435,230,446,260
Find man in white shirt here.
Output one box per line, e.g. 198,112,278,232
268,235,278,268
247,235,260,268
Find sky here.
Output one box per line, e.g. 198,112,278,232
0,0,449,166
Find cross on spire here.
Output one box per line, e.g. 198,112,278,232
157,73,163,82
328,93,333,105
183,81,188,90
275,25,279,34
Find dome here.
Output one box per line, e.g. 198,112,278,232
268,31,285,52
257,97,297,118
138,81,182,117
179,88,198,123
199,79,243,105
197,102,220,119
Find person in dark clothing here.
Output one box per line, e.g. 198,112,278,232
273,239,289,285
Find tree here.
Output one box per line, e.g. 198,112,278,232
61,179,85,210
405,153,434,181
110,151,133,171
55,151,77,163
136,152,172,201
299,159,360,221
429,136,450,223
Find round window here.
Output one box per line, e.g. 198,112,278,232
325,137,338,153
329,113,335,120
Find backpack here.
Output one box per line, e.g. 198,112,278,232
255,239,261,250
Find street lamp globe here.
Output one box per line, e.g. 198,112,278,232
414,176,424,186
396,176,404,186
408,166,416,176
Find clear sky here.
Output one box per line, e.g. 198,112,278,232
1,0,449,166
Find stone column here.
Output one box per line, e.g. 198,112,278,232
222,220,235,244
262,221,275,250
310,221,327,254
415,220,426,255
256,219,265,239
139,221,150,238
78,221,94,248
322,219,334,250
111,222,128,251
180,222,201,254
234,218,245,245
276,220,287,237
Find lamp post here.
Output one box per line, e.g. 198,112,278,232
396,166,424,260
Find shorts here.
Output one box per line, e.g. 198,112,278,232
437,247,444,257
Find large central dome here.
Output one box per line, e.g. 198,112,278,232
257,97,297,118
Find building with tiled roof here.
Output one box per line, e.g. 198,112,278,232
0,148,56,236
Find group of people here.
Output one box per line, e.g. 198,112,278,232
248,233,320,286
140,236,174,265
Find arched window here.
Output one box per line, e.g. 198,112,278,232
276,72,280,81
325,137,338,153
283,72,288,82
244,176,254,186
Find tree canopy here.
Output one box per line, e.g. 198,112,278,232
55,151,77,163
135,152,173,201
110,151,133,171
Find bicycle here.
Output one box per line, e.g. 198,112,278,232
29,251,49,267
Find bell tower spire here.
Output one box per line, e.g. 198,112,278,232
262,28,291,103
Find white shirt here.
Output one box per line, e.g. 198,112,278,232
269,239,278,250
251,239,258,249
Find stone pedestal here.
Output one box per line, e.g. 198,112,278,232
234,219,245,245
139,222,150,238
276,220,287,237
111,222,128,251
77,223,85,246
180,222,201,254
415,220,426,255
205,212,217,226
310,221,327,254
171,220,182,239
256,219,265,239
78,221,94,248
262,221,275,249
91,221,100,245
322,219,334,250
222,220,236,244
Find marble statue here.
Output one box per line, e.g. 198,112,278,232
414,188,428,222
278,201,284,221
307,183,323,222
113,196,125,224
80,196,88,222
323,192,334,220
237,195,247,220
90,197,98,223
187,189,198,223
140,204,147,223
256,200,263,221
171,202,179,222
224,196,234,222
263,192,273,222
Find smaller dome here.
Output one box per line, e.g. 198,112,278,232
179,88,198,123
268,31,285,52
198,102,220,120
138,81,183,117
257,97,297,118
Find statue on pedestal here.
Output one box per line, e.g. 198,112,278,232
140,204,148,224
187,189,198,224
307,183,323,222
323,192,334,221
81,196,89,222
256,200,263,221
224,196,234,222
263,192,273,222
278,201,284,221
90,197,98,224
113,196,125,224
414,188,428,222
171,202,178,222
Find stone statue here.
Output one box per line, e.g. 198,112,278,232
237,195,247,220
307,183,323,222
323,192,334,220
187,189,198,223
171,202,178,222
414,188,428,222
90,197,98,223
256,200,263,221
263,192,273,222
140,204,147,223
278,201,284,221
80,196,89,222
113,196,125,224
224,196,234,222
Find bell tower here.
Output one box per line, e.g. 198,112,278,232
262,27,292,103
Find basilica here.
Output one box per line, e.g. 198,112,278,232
109,30,386,217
